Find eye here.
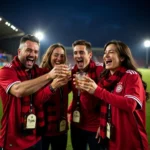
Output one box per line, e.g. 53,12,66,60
26,48,32,53
54,53,59,57
79,51,84,55
74,51,77,55
34,50,38,54
61,55,64,58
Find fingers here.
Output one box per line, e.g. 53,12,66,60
73,75,97,94
54,65,69,77
48,64,71,79
73,79,89,91
52,75,69,88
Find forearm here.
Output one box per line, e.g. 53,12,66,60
10,73,52,97
94,86,137,113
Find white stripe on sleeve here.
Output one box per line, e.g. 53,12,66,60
6,81,21,93
124,94,142,108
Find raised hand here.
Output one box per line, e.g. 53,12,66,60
47,64,68,80
51,75,70,90
73,76,98,94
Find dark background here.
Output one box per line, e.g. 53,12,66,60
0,0,150,65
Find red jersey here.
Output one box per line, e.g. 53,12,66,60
69,60,103,132
0,64,51,150
43,84,70,136
94,70,148,150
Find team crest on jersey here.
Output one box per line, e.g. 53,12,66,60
116,82,123,93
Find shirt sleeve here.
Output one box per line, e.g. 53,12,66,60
94,73,144,113
124,72,144,109
0,66,21,93
34,85,55,106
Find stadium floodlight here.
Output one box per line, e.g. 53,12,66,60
144,40,150,68
0,18,2,21
144,40,150,48
5,22,11,26
34,31,44,41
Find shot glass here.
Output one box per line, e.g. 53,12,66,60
66,63,72,76
75,72,86,87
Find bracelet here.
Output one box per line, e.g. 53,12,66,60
49,85,56,93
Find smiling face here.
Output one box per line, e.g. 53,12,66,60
18,40,39,71
73,45,92,71
50,47,65,67
103,44,124,74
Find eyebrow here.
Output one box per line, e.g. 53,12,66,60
53,53,64,55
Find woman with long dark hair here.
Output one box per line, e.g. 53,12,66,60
74,40,149,150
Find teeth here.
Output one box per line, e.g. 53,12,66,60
77,59,83,61
77,60,83,63
27,58,34,61
106,60,112,64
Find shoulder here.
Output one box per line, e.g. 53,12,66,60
0,63,14,73
126,69,138,75
95,61,103,67
94,62,103,73
123,69,141,83
125,69,139,78
3,63,13,68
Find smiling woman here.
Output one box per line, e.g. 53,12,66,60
40,43,71,150
40,43,67,69
74,40,149,150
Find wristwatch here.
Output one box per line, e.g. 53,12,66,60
49,85,56,93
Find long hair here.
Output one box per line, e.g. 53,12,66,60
100,40,149,100
40,43,67,70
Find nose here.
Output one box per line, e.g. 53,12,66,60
104,51,110,58
57,55,62,61
29,50,37,56
75,52,81,57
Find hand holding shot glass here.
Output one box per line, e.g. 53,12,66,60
74,72,87,91
74,73,98,94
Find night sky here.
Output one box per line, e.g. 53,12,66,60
0,0,150,61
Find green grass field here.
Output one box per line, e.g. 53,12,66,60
0,69,150,150
138,68,150,144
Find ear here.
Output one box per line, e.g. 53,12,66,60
120,57,125,62
18,49,21,55
89,52,92,59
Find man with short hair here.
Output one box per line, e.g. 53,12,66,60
68,40,105,150
0,34,68,150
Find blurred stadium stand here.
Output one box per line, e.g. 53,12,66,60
0,16,147,68
0,16,24,40
0,16,25,67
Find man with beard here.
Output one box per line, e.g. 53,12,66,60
68,40,105,150
0,34,69,150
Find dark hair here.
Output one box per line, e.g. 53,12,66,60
40,43,67,69
101,40,149,100
20,34,40,46
72,40,92,53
